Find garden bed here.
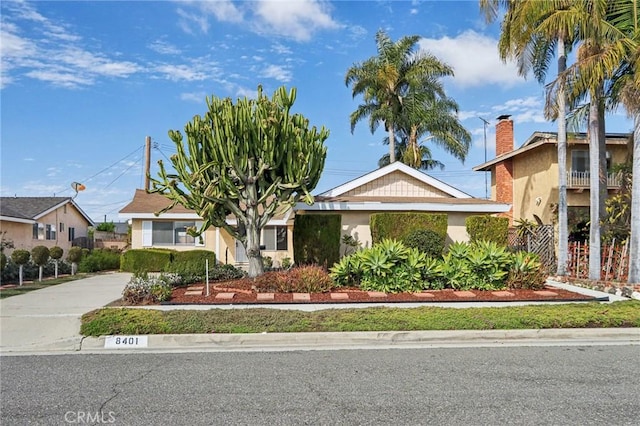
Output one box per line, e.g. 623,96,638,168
154,279,602,305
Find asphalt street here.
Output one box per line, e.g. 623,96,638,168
2,345,639,425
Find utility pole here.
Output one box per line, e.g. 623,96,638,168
479,117,490,199
144,136,151,191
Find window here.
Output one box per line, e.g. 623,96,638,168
68,227,75,242
571,150,612,173
146,221,203,246
262,226,288,251
571,150,589,173
59,222,65,233
45,224,56,240
33,223,43,240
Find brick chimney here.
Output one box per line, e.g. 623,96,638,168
494,115,513,223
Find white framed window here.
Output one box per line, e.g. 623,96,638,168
68,227,75,242
262,226,288,251
142,221,205,246
571,150,612,173
45,224,56,240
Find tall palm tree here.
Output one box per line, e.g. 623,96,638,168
378,132,446,170
480,0,573,276
345,30,456,164
549,0,637,280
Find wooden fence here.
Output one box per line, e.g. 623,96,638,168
567,241,630,282
508,225,556,272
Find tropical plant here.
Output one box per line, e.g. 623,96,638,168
480,0,573,277
506,252,547,290
345,29,467,166
150,86,328,278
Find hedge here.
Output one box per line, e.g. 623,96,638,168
293,214,341,267
173,250,216,265
466,215,509,246
370,213,448,243
120,249,174,272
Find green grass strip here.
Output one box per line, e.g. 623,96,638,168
80,300,640,336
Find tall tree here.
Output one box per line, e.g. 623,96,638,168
150,86,329,278
345,29,455,164
480,0,573,276
550,0,638,280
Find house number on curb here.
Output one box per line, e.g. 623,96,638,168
104,336,148,349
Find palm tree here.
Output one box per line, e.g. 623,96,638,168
480,0,573,276
378,132,446,170
345,29,457,164
550,0,638,280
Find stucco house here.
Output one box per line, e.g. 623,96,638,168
473,115,630,228
0,197,94,254
296,162,511,253
120,163,510,267
119,190,294,266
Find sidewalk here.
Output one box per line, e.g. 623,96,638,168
0,273,636,355
0,272,131,352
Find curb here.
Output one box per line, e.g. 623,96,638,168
75,328,640,354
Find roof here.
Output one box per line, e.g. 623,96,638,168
320,162,473,199
119,189,292,224
473,131,631,172
0,197,94,225
296,163,510,214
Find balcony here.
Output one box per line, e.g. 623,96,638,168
567,171,622,189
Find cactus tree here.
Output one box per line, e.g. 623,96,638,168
151,86,329,277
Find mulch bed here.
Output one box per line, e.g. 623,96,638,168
159,278,604,305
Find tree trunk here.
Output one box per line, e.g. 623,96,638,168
38,265,43,282
556,37,568,276
628,113,639,284
597,96,608,225
588,92,602,280
19,265,23,286
245,168,264,279
54,260,59,279
388,123,396,163
72,262,77,275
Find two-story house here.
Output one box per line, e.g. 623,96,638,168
473,115,630,234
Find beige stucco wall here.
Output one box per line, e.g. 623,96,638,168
345,170,449,198
1,204,90,255
129,219,294,267
513,144,557,224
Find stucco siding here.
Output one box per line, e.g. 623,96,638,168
344,170,450,198
513,145,557,224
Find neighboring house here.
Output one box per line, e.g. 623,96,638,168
94,221,130,251
473,115,630,228
295,162,511,252
0,197,94,254
119,190,294,267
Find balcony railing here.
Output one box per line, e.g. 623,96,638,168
567,171,622,188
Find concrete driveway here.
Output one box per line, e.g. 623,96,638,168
0,272,131,353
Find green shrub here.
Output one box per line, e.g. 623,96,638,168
294,214,341,267
403,229,445,258
506,252,547,290
67,247,84,263
120,249,174,272
370,213,448,244
173,250,216,265
163,260,204,285
208,264,246,281
49,246,63,260
466,215,509,246
0,252,6,271
122,273,173,304
31,246,50,266
78,249,121,273
11,249,30,265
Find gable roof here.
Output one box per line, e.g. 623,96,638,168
473,131,631,172
320,162,472,199
0,197,94,225
119,189,292,224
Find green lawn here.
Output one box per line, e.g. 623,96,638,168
80,300,640,336
0,274,90,299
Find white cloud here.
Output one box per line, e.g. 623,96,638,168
271,42,292,55
177,0,340,42
1,3,141,89
418,30,524,88
261,64,292,82
148,40,182,55
235,86,258,99
155,64,208,81
180,91,207,103
491,96,546,124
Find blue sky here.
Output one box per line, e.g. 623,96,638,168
1,0,633,223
